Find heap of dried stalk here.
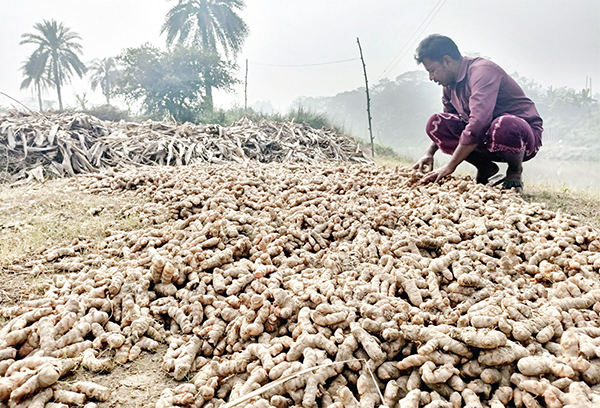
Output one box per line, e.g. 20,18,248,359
0,111,370,183
1,163,600,407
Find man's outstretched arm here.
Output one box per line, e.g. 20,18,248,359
422,142,478,183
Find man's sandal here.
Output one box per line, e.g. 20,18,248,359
502,180,523,194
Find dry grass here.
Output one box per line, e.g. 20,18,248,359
522,183,600,229
0,177,146,303
0,178,144,265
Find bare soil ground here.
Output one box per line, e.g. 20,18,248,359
66,344,179,408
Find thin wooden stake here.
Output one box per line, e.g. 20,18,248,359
244,59,249,113
357,37,374,158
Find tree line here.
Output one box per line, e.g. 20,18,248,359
18,0,248,121
18,4,598,161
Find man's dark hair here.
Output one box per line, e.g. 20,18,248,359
414,34,462,64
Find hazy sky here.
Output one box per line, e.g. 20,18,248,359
1,0,599,112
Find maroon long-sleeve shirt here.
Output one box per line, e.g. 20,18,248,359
442,56,543,149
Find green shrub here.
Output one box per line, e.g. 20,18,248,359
198,105,343,132
82,104,134,122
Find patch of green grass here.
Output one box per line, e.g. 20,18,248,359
0,316,8,330
199,105,348,134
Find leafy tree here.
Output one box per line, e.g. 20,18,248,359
511,72,545,102
113,44,236,122
161,0,248,110
20,50,52,111
20,19,86,110
88,57,118,105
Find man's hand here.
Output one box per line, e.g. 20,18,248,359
420,142,477,184
422,164,455,183
413,155,434,173
413,142,439,173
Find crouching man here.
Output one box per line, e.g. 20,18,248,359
412,34,543,193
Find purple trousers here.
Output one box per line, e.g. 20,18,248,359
426,113,541,161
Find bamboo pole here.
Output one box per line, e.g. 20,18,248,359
357,37,374,158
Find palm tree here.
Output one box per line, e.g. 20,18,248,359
161,0,248,110
20,19,86,110
88,57,118,105
20,50,52,111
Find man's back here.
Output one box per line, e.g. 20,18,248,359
443,56,543,150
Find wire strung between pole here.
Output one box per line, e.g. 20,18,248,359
377,0,445,79
249,58,360,67
377,0,447,81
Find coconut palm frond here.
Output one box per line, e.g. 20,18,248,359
20,19,86,111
